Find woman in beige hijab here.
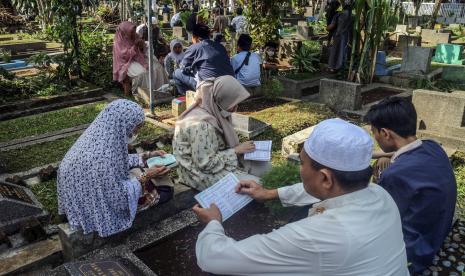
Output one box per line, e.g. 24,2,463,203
173,75,256,190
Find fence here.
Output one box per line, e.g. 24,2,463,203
402,2,465,18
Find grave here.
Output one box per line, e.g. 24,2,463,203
399,46,433,74
231,113,270,138
297,21,312,40
0,181,47,234
412,89,465,151
65,258,144,276
304,6,313,17
282,126,315,159
278,39,302,66
172,27,187,40
432,44,465,65
171,97,186,117
407,16,420,28
135,87,173,107
442,66,465,84
0,59,31,71
277,74,324,99
397,35,421,50
319,79,362,111
0,41,47,54
395,24,408,34
421,29,451,46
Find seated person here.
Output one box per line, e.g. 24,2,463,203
230,7,247,34
262,41,279,73
173,23,234,95
164,39,185,79
173,76,257,190
231,34,261,87
57,100,172,238
365,97,457,274
112,21,147,95
193,118,409,275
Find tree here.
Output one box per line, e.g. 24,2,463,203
429,0,443,29
413,0,422,17
11,0,53,28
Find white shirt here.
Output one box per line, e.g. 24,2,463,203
231,15,247,33
196,183,409,276
231,51,262,87
136,23,145,38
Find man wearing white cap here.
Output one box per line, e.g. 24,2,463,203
193,118,409,276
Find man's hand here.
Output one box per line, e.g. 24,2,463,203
193,203,222,224
235,180,278,202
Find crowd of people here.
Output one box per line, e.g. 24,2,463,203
56,2,458,276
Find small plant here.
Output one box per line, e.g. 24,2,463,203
290,44,320,73
96,4,119,23
0,49,12,63
263,77,284,100
27,53,53,69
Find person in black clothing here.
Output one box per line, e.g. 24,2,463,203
325,0,341,43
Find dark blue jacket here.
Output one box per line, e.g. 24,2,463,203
379,140,457,274
180,39,234,81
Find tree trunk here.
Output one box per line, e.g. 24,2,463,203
413,0,422,17
429,0,442,28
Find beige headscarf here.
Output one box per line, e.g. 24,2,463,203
176,75,250,148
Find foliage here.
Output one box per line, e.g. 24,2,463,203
0,72,63,103
0,134,79,173
30,179,61,224
197,8,210,23
0,66,14,80
0,48,11,62
11,0,53,28
290,43,320,73
261,161,301,190
308,20,327,34
96,3,119,23
0,102,107,143
348,0,396,84
451,151,465,219
179,10,191,28
262,77,283,100
244,0,287,47
136,123,169,143
27,52,53,69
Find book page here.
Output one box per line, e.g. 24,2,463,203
194,173,253,221
244,140,272,161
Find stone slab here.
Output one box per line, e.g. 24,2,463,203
0,181,48,234
432,44,465,64
297,25,313,40
319,79,362,111
400,46,433,74
442,66,465,84
277,75,323,98
397,35,421,49
282,126,315,157
64,257,144,276
231,113,271,138
412,89,465,151
136,87,174,107
172,26,187,40
421,29,451,46
171,97,186,117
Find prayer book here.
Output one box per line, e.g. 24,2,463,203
194,173,253,221
147,154,177,168
244,140,272,161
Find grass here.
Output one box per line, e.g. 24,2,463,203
0,102,107,143
284,71,321,80
451,151,465,220
0,39,45,45
0,135,79,173
30,179,60,224
137,122,169,142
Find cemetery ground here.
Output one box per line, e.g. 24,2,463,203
2,5,465,275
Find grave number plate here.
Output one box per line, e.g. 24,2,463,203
78,261,134,276
0,183,33,204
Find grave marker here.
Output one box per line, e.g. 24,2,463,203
395,24,408,34
397,35,421,49
400,46,433,74
421,29,451,46
432,44,465,65
0,181,47,234
319,79,362,111
65,258,143,276
231,113,270,138
297,25,313,40
173,27,187,40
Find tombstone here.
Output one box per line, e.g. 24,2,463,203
412,90,465,151
442,66,465,84
421,31,451,46
297,25,313,40
171,97,186,117
0,181,47,234
64,258,144,276
136,87,173,106
415,26,422,34
319,79,362,111
278,39,302,66
304,6,313,17
395,24,408,34
397,35,421,49
231,113,270,138
408,16,420,28
420,29,438,45
173,27,187,40
282,126,315,157
400,46,433,74
432,44,465,65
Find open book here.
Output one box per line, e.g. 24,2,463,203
244,140,272,161
194,173,253,221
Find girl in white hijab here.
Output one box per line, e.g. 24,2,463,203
173,76,257,190
164,39,185,79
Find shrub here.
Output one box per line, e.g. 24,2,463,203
290,43,320,73
263,77,283,100
0,49,12,63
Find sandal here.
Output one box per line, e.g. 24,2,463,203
137,185,173,211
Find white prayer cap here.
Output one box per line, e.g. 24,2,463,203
304,118,373,172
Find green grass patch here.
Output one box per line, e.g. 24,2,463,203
0,135,79,173
285,72,321,81
0,102,107,143
136,122,169,142
30,179,60,224
249,102,334,164
451,151,465,220
0,39,44,45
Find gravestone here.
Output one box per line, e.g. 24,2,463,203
421,29,451,46
408,16,420,28
304,6,313,17
136,87,173,106
397,35,421,49
173,27,187,40
282,126,315,157
400,46,433,74
442,66,465,84
0,181,47,234
395,24,408,34
415,26,422,34
432,44,465,65
65,258,144,276
278,39,302,66
231,113,270,138
412,89,465,151
297,25,313,40
319,79,362,111
171,97,186,117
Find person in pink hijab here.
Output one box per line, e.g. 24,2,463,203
113,21,148,95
